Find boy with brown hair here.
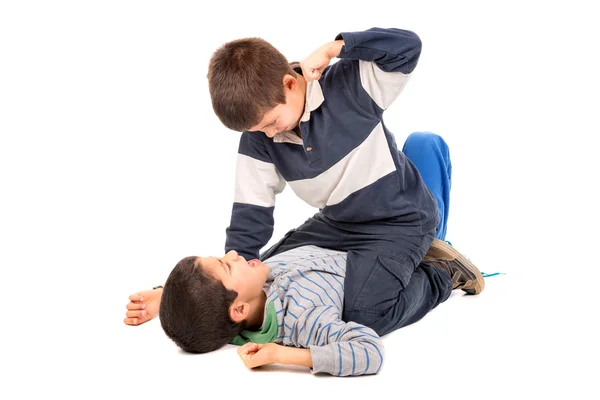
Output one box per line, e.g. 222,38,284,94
209,27,482,335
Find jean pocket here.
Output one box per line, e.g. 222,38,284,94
353,253,411,312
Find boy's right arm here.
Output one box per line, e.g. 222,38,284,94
225,132,286,260
287,306,385,376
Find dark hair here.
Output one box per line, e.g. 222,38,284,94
159,256,245,353
207,37,295,131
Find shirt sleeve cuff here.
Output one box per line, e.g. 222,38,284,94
335,32,354,57
309,345,336,375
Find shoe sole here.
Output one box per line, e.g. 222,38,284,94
425,239,485,295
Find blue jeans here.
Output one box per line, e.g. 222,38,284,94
260,132,453,336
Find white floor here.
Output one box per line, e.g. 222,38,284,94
10,270,593,400
2,1,599,399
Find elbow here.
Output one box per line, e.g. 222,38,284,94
410,30,422,51
405,30,422,58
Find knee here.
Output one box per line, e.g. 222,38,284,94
405,131,445,149
404,132,449,157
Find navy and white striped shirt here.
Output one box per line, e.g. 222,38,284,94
263,245,384,376
225,27,439,260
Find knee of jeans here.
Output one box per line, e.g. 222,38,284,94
405,131,445,149
405,132,450,164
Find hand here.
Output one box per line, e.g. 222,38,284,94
123,288,163,326
237,342,281,369
300,40,344,81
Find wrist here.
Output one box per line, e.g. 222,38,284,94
326,40,344,58
274,345,312,368
272,344,283,364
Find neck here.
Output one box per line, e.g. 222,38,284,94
298,73,307,106
294,73,307,137
246,289,267,329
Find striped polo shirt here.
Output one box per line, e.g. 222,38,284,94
225,27,438,260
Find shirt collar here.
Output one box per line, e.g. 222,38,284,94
300,80,325,122
294,63,325,122
273,64,324,143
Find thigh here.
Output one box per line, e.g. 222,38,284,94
343,227,434,315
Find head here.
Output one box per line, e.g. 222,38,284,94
207,37,306,137
159,250,270,353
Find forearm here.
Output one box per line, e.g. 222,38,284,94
324,40,344,59
336,28,421,73
226,134,283,259
275,346,313,369
225,204,275,260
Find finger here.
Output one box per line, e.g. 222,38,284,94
241,351,254,366
124,317,141,325
238,343,259,357
128,294,144,302
126,310,147,318
300,63,315,82
126,302,146,311
237,342,256,355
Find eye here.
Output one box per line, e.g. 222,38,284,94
219,260,229,271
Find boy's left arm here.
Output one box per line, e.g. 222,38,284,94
237,342,313,369
237,307,384,376
336,27,422,111
302,27,422,112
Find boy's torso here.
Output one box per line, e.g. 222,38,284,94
245,60,438,227
263,245,347,344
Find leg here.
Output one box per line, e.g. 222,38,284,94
371,263,452,333
402,132,452,240
260,133,455,335
340,223,452,336
403,133,484,295
342,133,454,334
259,213,451,336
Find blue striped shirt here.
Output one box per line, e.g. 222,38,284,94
263,245,384,376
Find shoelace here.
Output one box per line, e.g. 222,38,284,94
481,272,505,278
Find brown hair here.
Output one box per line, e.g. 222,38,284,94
207,37,295,131
159,256,245,353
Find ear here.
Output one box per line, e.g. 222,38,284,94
229,300,250,323
282,74,297,92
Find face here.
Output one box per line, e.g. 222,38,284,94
196,250,269,301
248,74,305,138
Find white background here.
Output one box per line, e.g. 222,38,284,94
1,1,598,399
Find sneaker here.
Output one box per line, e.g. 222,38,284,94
424,239,485,295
